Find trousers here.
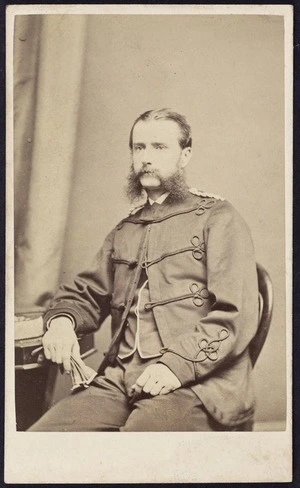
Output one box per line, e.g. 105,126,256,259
28,354,244,432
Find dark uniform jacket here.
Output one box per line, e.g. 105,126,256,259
44,189,259,426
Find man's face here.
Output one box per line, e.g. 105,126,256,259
131,119,190,191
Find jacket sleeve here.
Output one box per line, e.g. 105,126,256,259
43,228,116,335
158,202,259,386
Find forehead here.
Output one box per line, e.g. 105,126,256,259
132,119,181,144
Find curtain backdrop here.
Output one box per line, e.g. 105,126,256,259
14,15,87,310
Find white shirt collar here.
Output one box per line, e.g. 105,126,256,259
148,192,170,206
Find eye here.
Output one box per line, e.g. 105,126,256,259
155,144,165,150
134,145,143,152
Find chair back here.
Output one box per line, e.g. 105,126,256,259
249,263,274,367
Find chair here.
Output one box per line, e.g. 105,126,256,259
237,262,273,432
237,263,273,432
249,263,274,367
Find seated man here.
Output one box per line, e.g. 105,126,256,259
29,108,259,432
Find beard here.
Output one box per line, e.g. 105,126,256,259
125,164,189,204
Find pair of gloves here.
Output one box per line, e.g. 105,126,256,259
32,343,97,392
68,354,97,392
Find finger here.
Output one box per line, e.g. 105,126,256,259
42,336,51,358
135,370,151,389
62,345,72,372
150,382,163,396
131,383,142,395
159,386,172,395
55,349,63,365
142,378,158,394
55,345,63,365
48,343,58,363
43,345,51,360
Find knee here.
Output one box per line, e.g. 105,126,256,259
121,398,170,432
121,410,158,431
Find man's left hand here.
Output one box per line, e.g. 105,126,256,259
131,363,181,397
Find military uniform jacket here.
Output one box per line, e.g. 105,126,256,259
44,190,259,426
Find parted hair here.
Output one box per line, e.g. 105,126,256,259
129,108,192,150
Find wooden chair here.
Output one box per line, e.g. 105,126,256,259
249,263,274,367
238,262,273,431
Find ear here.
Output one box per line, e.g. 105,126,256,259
179,147,192,168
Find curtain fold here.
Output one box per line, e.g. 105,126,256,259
14,15,88,310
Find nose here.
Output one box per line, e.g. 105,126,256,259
141,147,152,165
142,160,152,169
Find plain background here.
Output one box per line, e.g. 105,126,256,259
53,14,286,426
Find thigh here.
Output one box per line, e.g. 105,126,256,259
28,366,131,432
121,388,234,432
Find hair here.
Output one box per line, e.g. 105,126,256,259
129,108,192,151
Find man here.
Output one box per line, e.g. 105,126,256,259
29,108,259,432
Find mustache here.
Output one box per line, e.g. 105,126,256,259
136,167,161,177
125,163,189,204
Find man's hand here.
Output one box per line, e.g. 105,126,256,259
131,363,181,397
42,317,79,372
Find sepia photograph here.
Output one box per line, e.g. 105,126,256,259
6,4,293,483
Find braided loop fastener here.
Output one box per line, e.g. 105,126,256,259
159,329,230,363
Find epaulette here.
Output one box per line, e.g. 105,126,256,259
189,187,225,201
128,202,147,216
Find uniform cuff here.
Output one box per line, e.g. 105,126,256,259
158,352,196,386
43,306,83,332
46,313,76,330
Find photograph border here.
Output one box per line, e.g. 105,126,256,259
5,3,294,484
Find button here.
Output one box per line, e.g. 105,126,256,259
201,289,209,299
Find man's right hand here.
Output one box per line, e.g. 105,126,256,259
42,316,79,372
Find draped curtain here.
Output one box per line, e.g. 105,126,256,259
14,15,88,311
